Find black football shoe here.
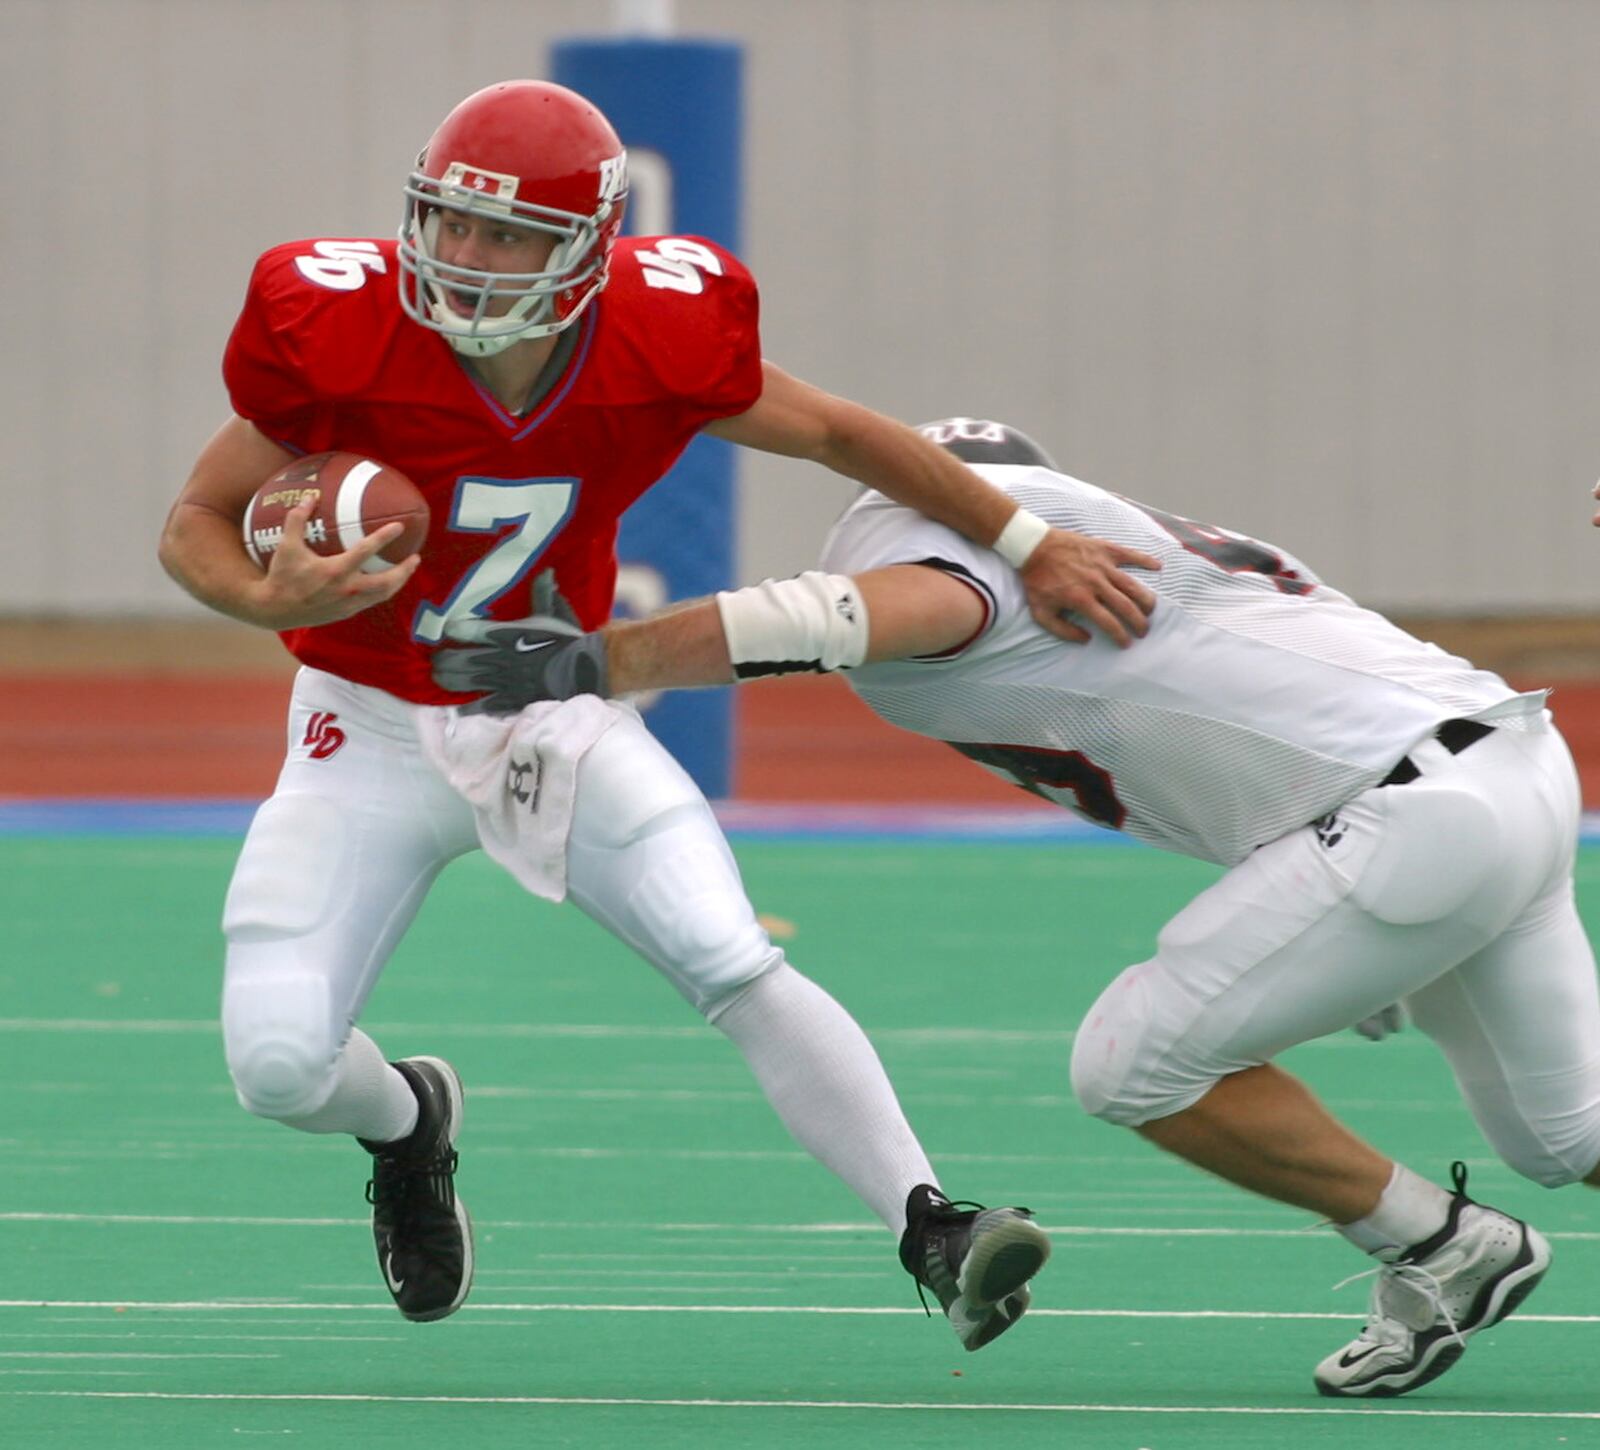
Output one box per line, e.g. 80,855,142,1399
898,1184,1051,1351
358,1056,474,1323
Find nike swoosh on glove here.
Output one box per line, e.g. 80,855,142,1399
432,627,610,715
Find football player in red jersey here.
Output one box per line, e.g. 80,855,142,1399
153,80,1168,1344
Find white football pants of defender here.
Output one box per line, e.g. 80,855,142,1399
219,668,935,1227
1071,717,1600,1187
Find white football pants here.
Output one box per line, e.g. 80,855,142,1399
1071,716,1600,1187
219,667,784,1121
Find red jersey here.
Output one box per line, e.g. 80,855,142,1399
223,234,763,703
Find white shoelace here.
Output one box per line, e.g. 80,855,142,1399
1330,1260,1467,1348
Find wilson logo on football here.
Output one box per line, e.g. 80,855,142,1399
301,711,347,760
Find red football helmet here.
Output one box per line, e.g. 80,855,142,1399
398,80,628,355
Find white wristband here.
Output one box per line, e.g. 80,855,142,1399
992,507,1050,569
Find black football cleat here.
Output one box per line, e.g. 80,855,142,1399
898,1184,1051,1351
358,1056,474,1323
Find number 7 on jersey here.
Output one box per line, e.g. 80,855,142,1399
412,477,577,644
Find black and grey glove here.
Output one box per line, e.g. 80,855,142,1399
432,624,610,715
433,569,607,714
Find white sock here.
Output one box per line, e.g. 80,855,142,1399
709,964,937,1233
279,1028,420,1142
1336,1162,1452,1261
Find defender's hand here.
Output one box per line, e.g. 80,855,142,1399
432,625,610,715
1354,1003,1409,1042
1021,528,1161,647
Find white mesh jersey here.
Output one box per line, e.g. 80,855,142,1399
820,466,1540,865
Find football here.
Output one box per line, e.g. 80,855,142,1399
243,452,429,573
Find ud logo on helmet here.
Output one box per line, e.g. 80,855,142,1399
398,80,630,357
917,417,1061,472
439,163,520,205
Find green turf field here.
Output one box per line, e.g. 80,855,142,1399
4,834,1598,1447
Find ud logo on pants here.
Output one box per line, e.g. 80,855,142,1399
302,711,347,760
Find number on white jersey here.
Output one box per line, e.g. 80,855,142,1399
636,238,724,294
1130,499,1313,597
413,478,577,644
294,241,387,291
953,742,1126,828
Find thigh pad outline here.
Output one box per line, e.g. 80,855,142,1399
223,794,350,942
569,712,705,852
1351,781,1501,927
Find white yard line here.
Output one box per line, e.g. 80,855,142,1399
2,1299,1598,1324
0,1352,269,1360
8,1389,1600,1420
6,1211,1600,1241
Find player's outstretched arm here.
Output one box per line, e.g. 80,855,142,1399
159,415,419,629
705,363,1160,647
609,565,983,691
432,566,983,712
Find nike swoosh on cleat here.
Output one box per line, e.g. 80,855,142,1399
383,1254,406,1294
1337,1344,1383,1368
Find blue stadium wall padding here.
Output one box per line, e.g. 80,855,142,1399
552,38,744,798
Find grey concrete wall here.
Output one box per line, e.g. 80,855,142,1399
4,0,1598,618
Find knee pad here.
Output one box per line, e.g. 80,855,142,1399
569,718,778,1008
1070,963,1159,1125
223,794,349,942
625,810,782,1010
221,962,341,1120
1070,962,1218,1127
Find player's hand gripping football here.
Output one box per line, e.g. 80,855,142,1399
253,498,420,628
432,572,610,715
1021,528,1161,647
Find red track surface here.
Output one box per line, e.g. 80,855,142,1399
3,673,1598,806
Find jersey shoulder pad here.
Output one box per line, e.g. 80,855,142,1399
822,491,1001,584
223,238,403,420
598,236,763,411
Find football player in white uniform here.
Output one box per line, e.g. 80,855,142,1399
437,418,1600,1399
